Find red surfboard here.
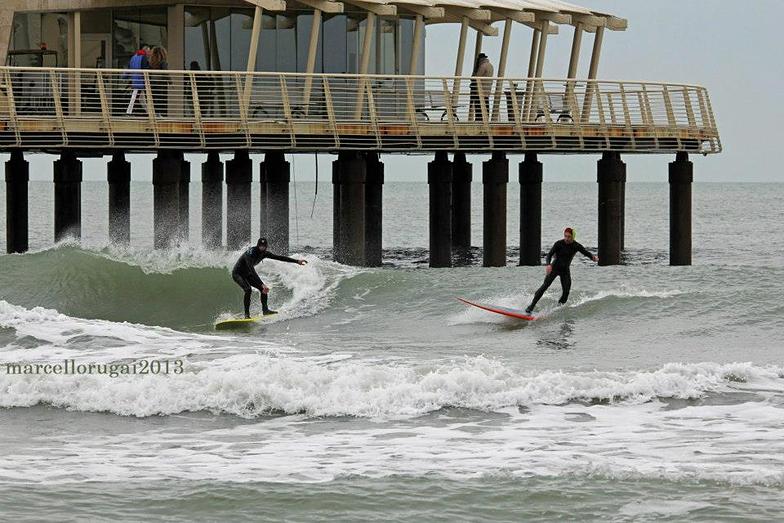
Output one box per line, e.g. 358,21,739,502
457,297,537,321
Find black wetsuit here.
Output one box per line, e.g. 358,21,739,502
232,247,299,317
527,240,595,311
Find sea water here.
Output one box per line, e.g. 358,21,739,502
0,179,782,521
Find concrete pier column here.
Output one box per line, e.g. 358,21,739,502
597,151,625,266
365,152,384,267
519,153,543,266
178,154,191,242
669,152,693,266
152,150,181,249
620,175,626,251
5,150,29,253
332,160,342,260
482,152,508,267
262,152,291,254
201,152,224,249
226,150,252,250
428,151,453,268
259,165,268,239
332,152,366,265
107,152,131,245
451,152,472,263
53,151,83,242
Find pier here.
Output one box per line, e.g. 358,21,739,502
1,0,721,265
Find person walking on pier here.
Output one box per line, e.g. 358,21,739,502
231,237,307,318
149,46,171,117
126,46,150,115
525,227,598,314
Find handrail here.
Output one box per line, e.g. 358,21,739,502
0,66,721,154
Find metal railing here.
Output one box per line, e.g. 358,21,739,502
0,66,721,154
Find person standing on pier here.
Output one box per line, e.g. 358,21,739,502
525,228,598,314
231,238,308,318
469,53,494,121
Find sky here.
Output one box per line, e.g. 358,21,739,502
4,0,782,182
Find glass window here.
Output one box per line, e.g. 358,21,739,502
377,18,395,75
323,15,346,74
9,12,69,67
258,13,277,71
112,7,167,69
296,13,323,73
276,15,296,73
399,18,413,76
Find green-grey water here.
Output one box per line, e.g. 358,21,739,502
1,179,782,521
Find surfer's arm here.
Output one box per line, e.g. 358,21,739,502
545,243,557,265
578,243,598,262
265,253,307,265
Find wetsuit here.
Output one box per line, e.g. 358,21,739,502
527,240,595,311
232,247,299,317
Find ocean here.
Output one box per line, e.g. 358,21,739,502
1,178,783,521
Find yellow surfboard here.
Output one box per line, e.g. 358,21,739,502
215,317,264,330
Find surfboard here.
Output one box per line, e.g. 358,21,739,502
457,297,536,321
215,317,265,330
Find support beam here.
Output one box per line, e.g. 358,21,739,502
302,9,322,112
178,154,191,242
53,151,82,242
587,25,605,80
107,152,131,245
492,9,535,25
491,18,512,121
201,152,224,249
523,29,540,121
526,29,540,78
597,151,625,266
567,23,584,78
345,1,395,16
167,4,185,117
262,152,291,255
67,11,81,115
669,152,693,266
519,153,542,266
483,152,508,267
297,0,343,13
332,152,366,265
581,25,605,122
226,150,252,250
451,152,472,263
365,152,384,267
534,21,550,78
428,151,453,268
247,6,263,72
409,15,424,75
353,12,376,119
472,30,483,69
5,150,29,254
454,16,469,77
152,151,181,249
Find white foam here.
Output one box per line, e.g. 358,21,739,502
3,398,784,486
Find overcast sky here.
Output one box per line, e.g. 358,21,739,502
6,0,782,182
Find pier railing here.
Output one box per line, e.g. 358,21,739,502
0,66,721,154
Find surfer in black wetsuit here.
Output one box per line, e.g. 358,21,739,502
525,227,598,314
232,238,307,318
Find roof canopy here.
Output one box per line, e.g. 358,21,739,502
246,0,627,31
